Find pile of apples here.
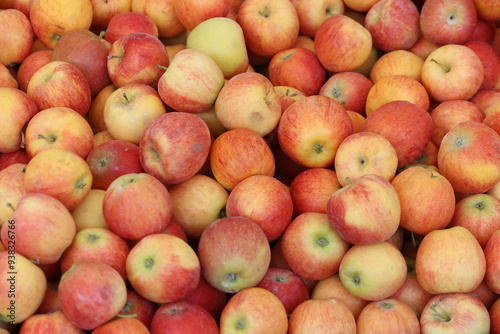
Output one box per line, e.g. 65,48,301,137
1,0,500,332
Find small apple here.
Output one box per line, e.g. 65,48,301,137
18,310,85,334
0,9,33,66
484,230,500,294
131,0,185,38
291,0,345,38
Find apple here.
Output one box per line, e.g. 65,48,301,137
24,106,94,159
0,9,33,66
448,194,500,248
27,60,92,117
103,173,172,240
131,0,185,38
226,174,293,242
408,35,440,60
491,297,500,334
273,86,306,111
139,112,212,185
469,279,498,310
1,192,76,265
437,121,500,194
365,75,430,116
126,233,200,303
278,95,353,168
288,298,356,334
420,293,491,333
149,301,219,334
236,0,299,58
362,100,433,168
52,29,112,97
268,47,326,96
343,0,379,12
430,100,485,147
186,17,249,79
416,226,486,294
364,0,420,52
420,0,478,45
339,241,407,301
107,32,170,88
0,163,26,228
29,0,93,49
391,166,456,235
0,64,17,88
24,148,92,210
87,84,116,133
168,174,228,239
219,287,288,334
484,230,500,293
318,71,373,115
311,273,369,320
0,251,47,324
465,40,500,91
183,273,228,321
293,34,316,52
471,90,500,114
314,14,372,73
70,189,108,232
173,0,231,31
157,48,225,113
0,87,38,153
104,11,159,44
197,216,271,293
281,212,350,281
0,149,29,170
291,0,345,38
468,18,496,43
117,289,157,328
88,0,132,29
36,280,62,314
18,310,85,334
86,140,144,190
369,50,424,83
209,127,275,191
91,317,150,334
356,298,420,334
58,260,127,330
334,132,398,186
421,44,484,102
215,72,281,137
289,168,341,216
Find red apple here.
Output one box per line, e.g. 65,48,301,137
0,149,29,170
464,40,500,91
104,11,159,44
484,230,500,294
183,273,228,321
0,63,17,88
117,289,157,328
18,310,85,334
291,0,345,38
131,0,185,39
35,280,62,314
88,0,132,29
0,163,26,227
369,50,424,83
0,9,33,66
91,317,150,334
173,0,231,31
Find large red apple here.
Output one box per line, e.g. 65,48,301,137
0,9,33,66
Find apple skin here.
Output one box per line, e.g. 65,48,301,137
288,298,356,334
219,287,288,334
289,167,341,216
0,252,47,324
416,226,486,294
473,0,500,21
70,189,109,232
327,174,401,246
52,28,112,97
0,87,39,153
139,112,212,185
339,242,407,301
391,166,456,235
91,317,150,334
24,106,94,160
226,174,293,242
465,40,500,91
281,212,350,281
278,95,353,168
362,100,433,169
117,289,158,328
87,84,117,133
364,0,420,52
420,293,491,333
197,216,271,293
491,297,500,334
107,32,170,89
0,163,26,228
0,63,17,88
149,301,219,334
291,0,345,38
420,0,478,45
86,140,144,190
421,44,484,102
209,128,275,191
437,121,500,194
315,14,372,73
173,0,231,31
36,280,62,314
370,50,424,83
104,11,159,44
447,194,500,248
0,192,76,265
0,149,28,174
484,230,500,294
356,298,420,334
131,0,185,39
268,47,326,96
88,0,131,29
18,311,85,334
0,9,33,66
58,260,127,331
319,71,373,115
27,60,92,117
126,233,201,304
24,147,93,210
183,273,228,321
157,48,225,114
103,173,173,240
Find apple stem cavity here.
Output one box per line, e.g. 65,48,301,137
87,234,99,243
313,143,324,154
430,58,450,73
75,179,87,189
474,201,485,210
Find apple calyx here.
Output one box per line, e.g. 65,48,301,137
30,258,41,264
316,237,329,248
474,201,485,211
38,133,57,143
98,157,108,168
313,143,324,154
380,301,393,310
221,273,239,291
331,88,345,105
429,296,451,323
430,58,450,73
235,316,247,330
87,233,99,243
454,136,468,148
75,178,87,189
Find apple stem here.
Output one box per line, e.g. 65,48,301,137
6,202,15,212
37,134,57,142
107,55,122,60
156,64,168,70
116,313,138,319
411,232,417,248
20,131,25,149
122,93,130,103
429,296,451,322
345,177,353,187
99,30,106,39
219,208,227,219
429,59,450,73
